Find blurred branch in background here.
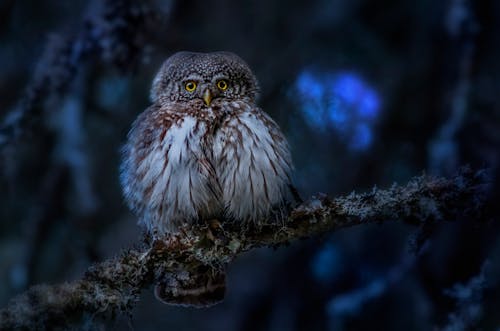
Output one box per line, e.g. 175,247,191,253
428,0,478,176
326,244,428,331
0,168,491,330
438,260,490,331
0,0,165,151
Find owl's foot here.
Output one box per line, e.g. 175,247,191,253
208,218,222,231
205,218,225,242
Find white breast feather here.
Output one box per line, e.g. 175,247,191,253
214,104,292,223
123,104,292,235
132,116,218,234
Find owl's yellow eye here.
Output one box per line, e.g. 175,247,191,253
185,81,197,92
217,80,228,91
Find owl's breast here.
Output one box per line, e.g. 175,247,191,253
212,103,292,222
121,113,223,234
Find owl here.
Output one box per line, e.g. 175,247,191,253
120,51,293,237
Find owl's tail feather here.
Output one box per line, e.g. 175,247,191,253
154,268,226,308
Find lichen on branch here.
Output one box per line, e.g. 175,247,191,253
0,168,491,330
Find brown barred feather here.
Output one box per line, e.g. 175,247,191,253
120,51,294,307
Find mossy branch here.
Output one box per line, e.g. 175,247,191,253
0,168,491,330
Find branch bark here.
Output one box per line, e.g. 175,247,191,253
0,168,491,330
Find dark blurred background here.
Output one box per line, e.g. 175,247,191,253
1,0,499,330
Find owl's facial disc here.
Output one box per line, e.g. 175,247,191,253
150,52,259,104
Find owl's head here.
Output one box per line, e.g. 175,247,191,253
151,51,259,106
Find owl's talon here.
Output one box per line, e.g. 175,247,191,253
208,218,222,230
204,218,225,242
206,227,216,242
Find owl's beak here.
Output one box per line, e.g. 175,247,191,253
203,89,212,106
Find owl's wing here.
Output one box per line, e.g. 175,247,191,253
254,108,293,174
120,104,223,234
120,104,170,216
216,103,296,223
254,109,303,203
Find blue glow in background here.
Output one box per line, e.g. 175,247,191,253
294,70,380,151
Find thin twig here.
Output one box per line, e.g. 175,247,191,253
0,0,160,150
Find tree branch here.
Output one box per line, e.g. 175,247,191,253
0,168,491,330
